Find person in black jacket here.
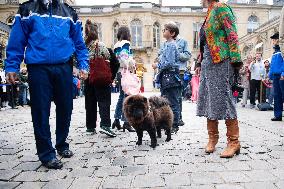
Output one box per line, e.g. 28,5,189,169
84,20,119,137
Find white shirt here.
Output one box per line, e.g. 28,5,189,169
249,60,265,80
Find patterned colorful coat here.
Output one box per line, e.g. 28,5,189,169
203,2,242,65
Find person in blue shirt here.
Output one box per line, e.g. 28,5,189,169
4,0,89,169
175,36,191,126
268,32,284,121
152,22,181,133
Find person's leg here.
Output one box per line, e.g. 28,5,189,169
272,77,282,119
84,79,97,132
27,65,55,163
53,63,73,154
162,87,180,132
242,88,248,106
249,79,256,106
256,80,261,103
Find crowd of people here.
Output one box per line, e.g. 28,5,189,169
1,0,283,170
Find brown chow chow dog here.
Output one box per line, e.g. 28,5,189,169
148,96,173,142
123,95,157,148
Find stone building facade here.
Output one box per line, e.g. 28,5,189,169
0,1,283,90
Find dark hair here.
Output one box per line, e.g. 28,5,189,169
85,19,98,45
164,22,179,39
117,26,131,41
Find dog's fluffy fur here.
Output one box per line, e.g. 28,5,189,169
123,95,173,148
123,95,157,148
148,96,173,141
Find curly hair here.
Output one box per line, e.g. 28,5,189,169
85,19,98,45
117,26,131,41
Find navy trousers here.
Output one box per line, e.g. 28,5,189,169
161,86,181,128
27,63,73,163
273,75,284,118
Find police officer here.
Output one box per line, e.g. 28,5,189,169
268,32,284,121
5,0,89,169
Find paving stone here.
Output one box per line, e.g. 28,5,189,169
149,164,173,174
219,171,251,183
121,165,148,176
215,184,245,189
42,179,74,189
1,92,284,188
163,173,191,187
0,181,21,189
275,180,284,189
191,172,224,184
270,169,284,180
222,160,251,171
243,182,278,189
16,182,46,189
94,166,122,177
13,162,41,171
0,170,21,181
132,174,165,188
243,170,278,182
69,177,102,189
102,176,133,189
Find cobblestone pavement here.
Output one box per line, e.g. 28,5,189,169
0,92,283,189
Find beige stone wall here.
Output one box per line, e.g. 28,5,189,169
0,3,282,90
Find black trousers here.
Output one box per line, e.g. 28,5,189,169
85,79,111,130
250,79,261,105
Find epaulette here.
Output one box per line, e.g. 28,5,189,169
19,0,32,5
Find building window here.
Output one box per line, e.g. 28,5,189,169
131,19,143,47
153,22,160,48
242,46,250,58
247,15,259,33
113,22,119,45
193,22,202,49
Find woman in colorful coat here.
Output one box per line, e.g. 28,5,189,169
196,0,242,158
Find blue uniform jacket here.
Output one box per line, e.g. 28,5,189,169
4,0,89,73
268,45,284,80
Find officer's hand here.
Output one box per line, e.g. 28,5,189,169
6,72,18,84
280,76,284,80
79,70,88,80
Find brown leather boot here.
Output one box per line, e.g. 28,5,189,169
205,119,219,153
220,119,241,158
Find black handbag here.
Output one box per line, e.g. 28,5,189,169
160,69,182,89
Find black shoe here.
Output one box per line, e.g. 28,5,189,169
271,117,282,121
86,128,96,134
123,122,135,132
100,126,117,137
42,158,63,169
112,119,122,130
57,149,74,158
171,127,179,134
179,120,185,126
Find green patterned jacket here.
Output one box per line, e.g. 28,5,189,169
203,2,242,65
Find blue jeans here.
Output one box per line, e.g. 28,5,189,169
161,86,180,128
273,75,284,118
114,73,127,122
27,63,73,163
19,83,28,105
266,86,274,105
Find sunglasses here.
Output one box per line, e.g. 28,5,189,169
162,28,168,33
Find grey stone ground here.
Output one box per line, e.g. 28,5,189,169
0,92,283,189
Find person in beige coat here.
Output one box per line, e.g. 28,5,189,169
279,6,284,53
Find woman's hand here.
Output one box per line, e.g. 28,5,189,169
195,67,201,76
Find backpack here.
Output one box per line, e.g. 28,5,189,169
89,43,112,87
